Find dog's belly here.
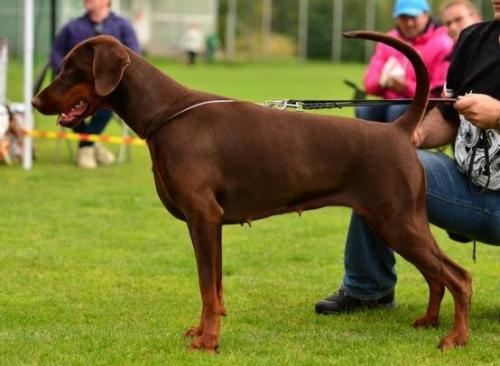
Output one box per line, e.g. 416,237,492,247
216,175,348,224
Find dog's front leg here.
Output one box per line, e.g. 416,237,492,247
183,203,225,352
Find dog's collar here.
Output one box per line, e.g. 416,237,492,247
144,99,235,139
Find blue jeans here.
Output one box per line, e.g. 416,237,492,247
342,150,500,300
355,104,408,122
73,108,113,148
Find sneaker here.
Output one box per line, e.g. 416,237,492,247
76,146,97,169
315,288,397,314
94,143,115,166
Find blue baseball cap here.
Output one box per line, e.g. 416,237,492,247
393,0,430,17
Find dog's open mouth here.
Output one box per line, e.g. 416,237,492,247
57,100,89,127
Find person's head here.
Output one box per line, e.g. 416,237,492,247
440,0,481,42
492,0,500,21
393,0,431,39
83,0,111,13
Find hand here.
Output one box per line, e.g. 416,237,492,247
454,93,500,129
386,76,406,94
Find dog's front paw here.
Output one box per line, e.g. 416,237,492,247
184,325,203,338
190,334,219,353
438,332,468,350
413,315,439,328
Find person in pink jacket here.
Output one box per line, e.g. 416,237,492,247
356,0,454,122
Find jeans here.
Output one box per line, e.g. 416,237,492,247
355,104,408,122
342,150,500,300
73,108,113,148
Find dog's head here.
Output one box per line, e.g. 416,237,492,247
32,35,130,128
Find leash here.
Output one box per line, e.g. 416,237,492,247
145,97,457,139
464,130,493,263
145,99,235,138
263,98,457,111
146,97,457,138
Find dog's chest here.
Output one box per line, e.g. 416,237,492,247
151,168,186,221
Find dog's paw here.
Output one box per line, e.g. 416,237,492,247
413,315,439,328
438,332,468,350
184,325,203,338
190,334,219,353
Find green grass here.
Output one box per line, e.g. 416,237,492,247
1,60,499,365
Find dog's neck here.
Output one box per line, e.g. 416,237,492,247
107,51,191,139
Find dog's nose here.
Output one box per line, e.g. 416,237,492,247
31,96,42,111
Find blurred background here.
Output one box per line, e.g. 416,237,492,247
0,0,495,64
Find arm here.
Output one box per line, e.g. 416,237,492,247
428,52,450,97
363,43,389,97
412,106,458,148
50,26,71,73
387,76,413,97
120,20,141,53
426,35,453,97
388,36,452,98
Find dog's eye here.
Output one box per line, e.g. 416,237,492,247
62,66,83,81
60,64,75,75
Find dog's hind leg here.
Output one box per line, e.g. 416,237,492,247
182,195,226,352
435,253,472,350
412,274,445,329
406,237,472,350
369,213,472,350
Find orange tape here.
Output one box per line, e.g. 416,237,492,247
27,130,146,146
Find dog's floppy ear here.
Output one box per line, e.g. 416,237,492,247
93,41,131,96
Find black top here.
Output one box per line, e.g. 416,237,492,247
439,20,500,121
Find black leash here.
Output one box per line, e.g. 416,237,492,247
464,130,493,263
264,98,457,111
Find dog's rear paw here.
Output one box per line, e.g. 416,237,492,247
184,325,203,338
413,315,439,328
438,332,468,350
190,334,219,353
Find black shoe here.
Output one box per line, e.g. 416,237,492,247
315,288,397,314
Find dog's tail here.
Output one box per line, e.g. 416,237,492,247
343,30,429,134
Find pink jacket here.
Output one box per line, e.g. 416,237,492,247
364,22,453,99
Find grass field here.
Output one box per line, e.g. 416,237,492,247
1,59,499,365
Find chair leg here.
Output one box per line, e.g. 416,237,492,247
117,119,131,164
53,126,74,163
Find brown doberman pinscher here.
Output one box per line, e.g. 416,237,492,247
32,31,472,352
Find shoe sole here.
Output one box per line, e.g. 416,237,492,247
315,300,398,315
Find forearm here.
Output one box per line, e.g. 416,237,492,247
413,107,457,149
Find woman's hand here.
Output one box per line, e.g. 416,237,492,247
454,93,500,129
386,76,406,94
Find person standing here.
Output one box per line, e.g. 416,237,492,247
50,0,140,169
182,23,205,66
